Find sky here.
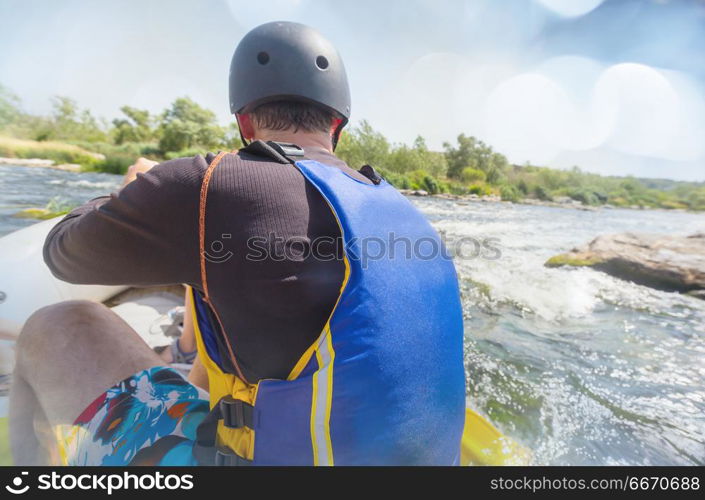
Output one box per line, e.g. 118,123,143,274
1,0,705,181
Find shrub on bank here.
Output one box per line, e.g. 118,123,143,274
468,184,492,196
69,141,163,174
500,185,520,202
376,168,453,195
460,167,486,184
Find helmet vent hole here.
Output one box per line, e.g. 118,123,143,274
316,55,329,70
257,51,270,65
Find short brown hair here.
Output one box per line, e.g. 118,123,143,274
249,100,334,133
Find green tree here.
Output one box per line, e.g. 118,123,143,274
485,166,503,184
112,106,153,144
158,97,225,153
443,133,478,178
385,136,448,176
336,120,391,168
47,96,107,142
443,133,508,180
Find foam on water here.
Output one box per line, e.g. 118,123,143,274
413,196,705,465
0,166,122,236
48,179,119,190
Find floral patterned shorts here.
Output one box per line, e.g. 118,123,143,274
56,366,210,465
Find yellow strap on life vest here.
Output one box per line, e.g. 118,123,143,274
461,407,532,466
187,287,258,460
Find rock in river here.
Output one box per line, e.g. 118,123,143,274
545,232,705,297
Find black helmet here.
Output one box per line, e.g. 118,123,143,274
229,21,351,146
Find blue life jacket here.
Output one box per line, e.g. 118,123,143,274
191,146,465,465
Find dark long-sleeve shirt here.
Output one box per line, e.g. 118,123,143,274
44,145,368,381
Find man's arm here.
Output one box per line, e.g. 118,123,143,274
43,156,207,287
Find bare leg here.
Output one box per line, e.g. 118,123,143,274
8,373,47,465
9,300,163,465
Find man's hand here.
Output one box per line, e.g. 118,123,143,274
121,157,159,187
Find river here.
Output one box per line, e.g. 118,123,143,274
1,164,704,465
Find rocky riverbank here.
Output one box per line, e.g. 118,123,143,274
403,189,609,211
546,232,705,299
401,187,705,213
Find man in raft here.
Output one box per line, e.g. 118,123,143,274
10,21,465,466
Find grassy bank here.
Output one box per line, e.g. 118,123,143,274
0,136,166,174
0,136,102,169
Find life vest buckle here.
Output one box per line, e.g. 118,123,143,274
359,164,383,185
215,447,253,467
219,395,256,429
266,141,305,161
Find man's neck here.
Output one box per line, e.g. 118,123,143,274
252,129,333,153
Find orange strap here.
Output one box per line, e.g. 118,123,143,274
199,151,226,299
198,151,248,383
